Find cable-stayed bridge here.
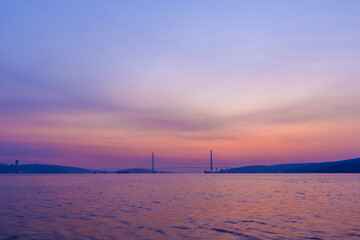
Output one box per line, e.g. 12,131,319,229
140,150,232,173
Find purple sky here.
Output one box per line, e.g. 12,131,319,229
1,1,359,171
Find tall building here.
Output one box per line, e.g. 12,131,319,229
15,160,19,166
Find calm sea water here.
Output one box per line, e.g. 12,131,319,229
0,174,359,240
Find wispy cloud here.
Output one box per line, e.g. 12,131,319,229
1,0,360,169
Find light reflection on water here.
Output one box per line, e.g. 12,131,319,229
1,174,359,239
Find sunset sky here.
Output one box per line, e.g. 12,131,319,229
1,1,359,170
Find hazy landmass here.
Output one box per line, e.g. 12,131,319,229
219,157,360,173
1,157,359,173
0,164,170,174
0,164,92,174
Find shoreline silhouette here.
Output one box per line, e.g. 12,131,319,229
1,157,359,174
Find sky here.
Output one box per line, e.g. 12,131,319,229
1,1,359,171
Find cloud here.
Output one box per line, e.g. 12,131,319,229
120,95,360,133
229,96,360,126
1,64,359,136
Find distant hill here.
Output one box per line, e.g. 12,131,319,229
0,164,92,174
219,157,360,173
0,164,171,174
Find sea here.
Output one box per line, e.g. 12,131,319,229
0,174,359,239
